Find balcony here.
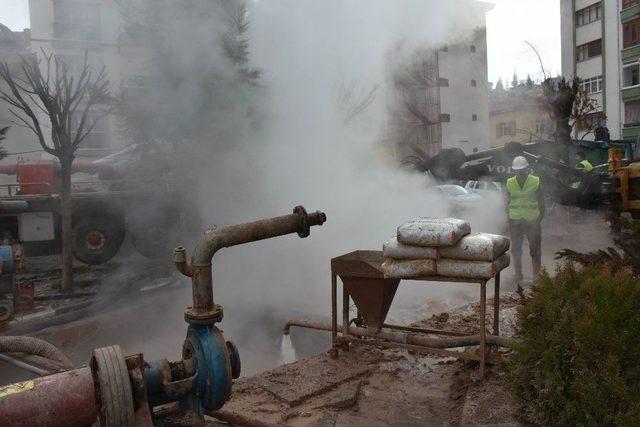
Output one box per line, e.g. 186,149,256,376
622,85,640,102
622,44,640,63
623,124,640,140
622,3,640,23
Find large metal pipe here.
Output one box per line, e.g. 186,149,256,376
0,366,98,427
177,206,326,322
284,319,509,348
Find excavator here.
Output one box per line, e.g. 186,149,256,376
408,139,640,218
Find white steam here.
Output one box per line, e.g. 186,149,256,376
197,0,502,323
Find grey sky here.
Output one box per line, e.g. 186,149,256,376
0,0,561,86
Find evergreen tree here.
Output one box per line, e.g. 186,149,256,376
116,0,262,154
525,74,534,88
511,72,519,88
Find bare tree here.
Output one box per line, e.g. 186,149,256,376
0,52,113,292
542,77,579,162
542,77,603,160
333,78,379,125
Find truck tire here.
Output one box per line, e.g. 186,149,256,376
72,215,125,265
131,221,179,260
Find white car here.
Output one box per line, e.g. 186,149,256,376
464,180,504,198
427,184,484,214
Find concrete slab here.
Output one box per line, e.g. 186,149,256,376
262,361,371,407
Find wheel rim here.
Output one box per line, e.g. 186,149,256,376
85,230,107,251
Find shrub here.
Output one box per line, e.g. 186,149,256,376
508,263,640,425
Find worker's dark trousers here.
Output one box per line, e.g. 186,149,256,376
509,219,542,282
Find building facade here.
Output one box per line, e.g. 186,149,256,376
0,23,40,159
489,86,554,148
438,25,491,154
28,0,133,153
390,1,492,160
560,0,640,141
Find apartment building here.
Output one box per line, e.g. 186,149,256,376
390,1,493,160
560,0,640,141
489,85,554,148
439,24,491,154
0,23,38,159
28,0,140,152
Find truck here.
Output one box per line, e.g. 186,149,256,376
414,139,640,215
0,155,184,265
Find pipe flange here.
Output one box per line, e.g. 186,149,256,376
184,304,224,325
293,205,310,238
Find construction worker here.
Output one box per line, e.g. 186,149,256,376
507,156,544,284
571,151,593,189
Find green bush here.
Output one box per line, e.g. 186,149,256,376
508,263,640,425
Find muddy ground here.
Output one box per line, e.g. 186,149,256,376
0,210,613,425
208,292,524,426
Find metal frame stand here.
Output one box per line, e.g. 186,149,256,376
330,251,501,378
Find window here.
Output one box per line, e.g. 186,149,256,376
577,39,602,61
53,1,101,41
472,114,478,121
576,2,602,27
578,112,604,131
623,63,640,88
471,79,477,87
579,75,604,94
623,0,640,9
470,45,476,53
439,113,451,122
125,74,150,89
56,54,104,79
437,78,449,87
624,18,640,48
625,101,640,126
496,121,516,138
535,119,550,135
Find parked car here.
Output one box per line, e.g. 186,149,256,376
426,184,484,214
464,180,504,197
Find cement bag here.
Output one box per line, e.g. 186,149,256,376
383,237,439,260
397,218,471,247
440,233,510,262
382,258,436,279
436,254,510,279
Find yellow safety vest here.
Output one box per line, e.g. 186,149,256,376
579,159,593,171
571,159,593,188
507,174,540,221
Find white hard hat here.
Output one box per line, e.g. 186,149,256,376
511,156,529,171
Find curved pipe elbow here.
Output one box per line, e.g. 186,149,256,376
175,261,193,277
174,246,193,277
191,232,226,267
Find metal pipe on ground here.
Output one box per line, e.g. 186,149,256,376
0,353,53,376
0,336,74,368
283,319,509,348
0,366,98,427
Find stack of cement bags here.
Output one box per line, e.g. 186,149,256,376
382,218,510,280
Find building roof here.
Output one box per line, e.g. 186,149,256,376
0,23,29,54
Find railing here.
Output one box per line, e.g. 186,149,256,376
0,179,172,200
624,0,640,10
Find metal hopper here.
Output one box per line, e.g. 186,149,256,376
331,251,399,331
